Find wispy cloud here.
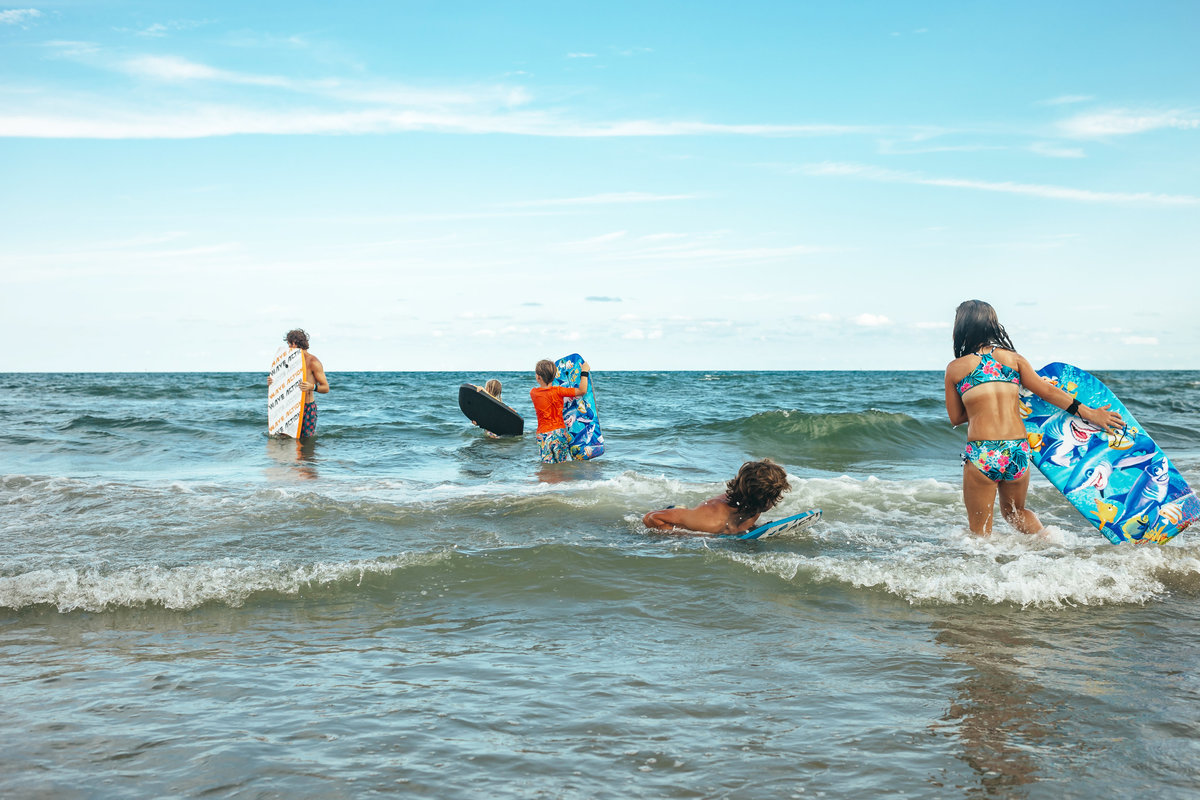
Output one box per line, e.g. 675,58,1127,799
41,40,100,57
0,8,40,26
1037,94,1094,106
118,55,293,87
578,231,628,244
621,328,663,340
1,51,884,139
877,139,1008,156
1029,141,1085,159
124,19,210,38
0,100,881,140
557,231,628,251
566,52,596,59
852,313,890,327
588,237,828,266
114,55,531,108
1057,108,1200,138
505,192,700,208
800,161,1200,206
5,237,244,282
587,296,622,303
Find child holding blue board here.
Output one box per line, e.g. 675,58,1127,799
530,358,590,463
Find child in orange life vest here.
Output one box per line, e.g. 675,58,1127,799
529,359,590,463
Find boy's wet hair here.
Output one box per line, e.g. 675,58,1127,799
535,359,557,384
726,459,791,518
952,300,1015,359
285,329,310,350
484,379,502,399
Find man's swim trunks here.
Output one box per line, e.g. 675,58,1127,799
300,401,318,439
962,438,1031,482
536,428,572,464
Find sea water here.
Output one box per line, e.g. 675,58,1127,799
1,370,1198,799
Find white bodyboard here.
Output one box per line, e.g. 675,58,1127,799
268,346,307,438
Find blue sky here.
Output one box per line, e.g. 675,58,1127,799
2,1,1197,371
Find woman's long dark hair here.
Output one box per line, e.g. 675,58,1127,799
953,300,1015,358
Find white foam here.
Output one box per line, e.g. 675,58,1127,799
0,552,451,613
725,520,1200,607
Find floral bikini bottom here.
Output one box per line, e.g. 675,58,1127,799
961,438,1031,482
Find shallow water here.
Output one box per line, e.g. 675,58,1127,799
2,370,1198,798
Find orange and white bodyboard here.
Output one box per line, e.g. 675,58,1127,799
268,346,307,437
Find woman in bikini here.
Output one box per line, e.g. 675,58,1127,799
944,300,1123,535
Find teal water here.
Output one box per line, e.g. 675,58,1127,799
1,371,1198,798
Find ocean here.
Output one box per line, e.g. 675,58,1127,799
2,369,1198,799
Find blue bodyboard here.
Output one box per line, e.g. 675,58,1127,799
727,509,822,540
1020,362,1198,544
553,353,604,460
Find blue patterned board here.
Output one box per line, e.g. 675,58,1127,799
553,353,604,460
727,509,822,541
1020,362,1198,544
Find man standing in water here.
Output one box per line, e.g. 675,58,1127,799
270,329,330,439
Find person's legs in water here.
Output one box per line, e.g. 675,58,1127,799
962,439,1041,534
300,402,318,439
961,458,998,534
998,470,1043,534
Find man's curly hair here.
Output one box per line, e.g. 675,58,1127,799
725,459,790,518
285,329,310,350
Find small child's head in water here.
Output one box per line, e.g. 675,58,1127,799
725,460,791,517
483,379,502,399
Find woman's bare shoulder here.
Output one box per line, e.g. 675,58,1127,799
991,347,1022,368
945,354,973,376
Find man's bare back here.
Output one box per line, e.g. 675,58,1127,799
302,351,329,401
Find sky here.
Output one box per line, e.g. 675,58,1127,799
2,1,1198,371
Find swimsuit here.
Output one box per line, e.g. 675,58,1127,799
536,428,573,463
300,401,318,438
954,347,1028,480
955,347,1021,395
962,438,1031,482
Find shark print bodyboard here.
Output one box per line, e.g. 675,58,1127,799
1020,362,1198,544
553,353,604,460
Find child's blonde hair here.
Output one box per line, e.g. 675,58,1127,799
483,379,502,399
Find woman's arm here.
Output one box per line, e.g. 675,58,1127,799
1016,354,1122,430
944,368,968,426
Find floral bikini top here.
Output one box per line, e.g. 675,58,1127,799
955,347,1021,396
